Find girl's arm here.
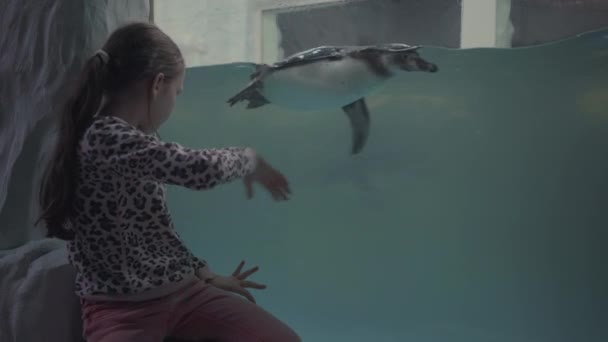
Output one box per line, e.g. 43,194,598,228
192,257,218,283
85,120,258,190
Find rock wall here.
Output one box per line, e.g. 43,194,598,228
0,1,150,341
0,0,150,249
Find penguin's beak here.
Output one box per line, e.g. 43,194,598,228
401,56,438,73
418,59,438,73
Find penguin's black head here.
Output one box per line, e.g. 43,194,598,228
391,49,438,73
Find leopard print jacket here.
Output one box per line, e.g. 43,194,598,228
67,115,257,297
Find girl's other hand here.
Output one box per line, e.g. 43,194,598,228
207,260,267,303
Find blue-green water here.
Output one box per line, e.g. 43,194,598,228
161,30,608,341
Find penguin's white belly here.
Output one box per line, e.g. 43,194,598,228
261,58,385,110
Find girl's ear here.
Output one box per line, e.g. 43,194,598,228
150,72,165,99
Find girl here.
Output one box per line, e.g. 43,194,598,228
38,22,300,342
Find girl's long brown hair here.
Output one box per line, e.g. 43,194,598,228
38,22,183,240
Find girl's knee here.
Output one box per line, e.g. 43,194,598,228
264,325,301,342
285,331,302,342
280,330,301,342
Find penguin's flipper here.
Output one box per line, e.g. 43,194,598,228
228,64,273,109
342,98,370,155
227,82,270,109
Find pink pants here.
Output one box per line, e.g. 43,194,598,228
81,280,301,342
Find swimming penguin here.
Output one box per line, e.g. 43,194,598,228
227,43,438,154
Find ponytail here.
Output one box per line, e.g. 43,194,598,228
38,22,183,240
37,52,108,240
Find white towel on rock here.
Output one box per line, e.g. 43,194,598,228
0,238,83,342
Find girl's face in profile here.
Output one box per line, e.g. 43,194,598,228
147,65,185,131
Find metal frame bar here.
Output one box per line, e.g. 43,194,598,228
247,0,363,63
